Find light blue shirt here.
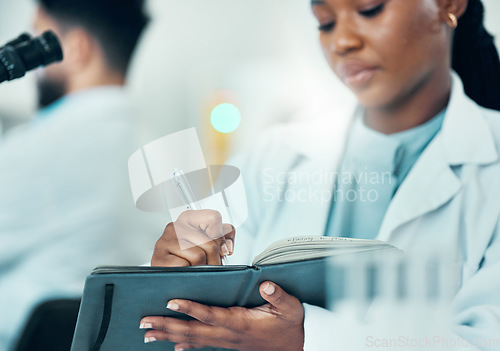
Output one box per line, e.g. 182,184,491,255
326,109,446,239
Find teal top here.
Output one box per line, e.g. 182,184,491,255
325,109,446,239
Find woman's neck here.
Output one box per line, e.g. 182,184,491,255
364,71,452,135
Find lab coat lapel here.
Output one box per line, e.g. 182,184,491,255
377,73,498,243
377,137,462,243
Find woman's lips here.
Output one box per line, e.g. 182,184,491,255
338,63,379,88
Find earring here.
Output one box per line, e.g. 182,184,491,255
447,13,458,29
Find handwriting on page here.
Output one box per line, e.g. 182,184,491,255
286,236,354,244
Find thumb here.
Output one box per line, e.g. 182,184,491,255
259,281,301,314
222,224,235,255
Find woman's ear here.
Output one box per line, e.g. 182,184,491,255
452,0,468,19
439,0,468,23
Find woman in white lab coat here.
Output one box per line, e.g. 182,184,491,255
142,0,500,350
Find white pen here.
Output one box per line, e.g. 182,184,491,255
171,168,230,265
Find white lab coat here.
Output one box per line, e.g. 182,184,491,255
230,73,500,350
0,87,161,350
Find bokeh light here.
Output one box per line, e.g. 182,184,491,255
210,103,241,133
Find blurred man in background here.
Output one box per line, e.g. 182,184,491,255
0,1,153,349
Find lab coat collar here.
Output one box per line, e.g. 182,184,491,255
376,139,463,243
378,72,499,242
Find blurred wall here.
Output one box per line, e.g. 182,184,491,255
0,0,499,154
127,0,348,162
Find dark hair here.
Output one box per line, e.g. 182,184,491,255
38,0,149,75
452,0,500,111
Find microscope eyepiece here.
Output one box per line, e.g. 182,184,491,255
0,31,63,84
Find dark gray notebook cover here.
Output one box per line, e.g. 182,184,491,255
70,259,327,351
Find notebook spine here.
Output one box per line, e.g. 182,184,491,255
235,266,263,306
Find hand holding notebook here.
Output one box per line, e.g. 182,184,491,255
140,279,305,350
71,208,397,351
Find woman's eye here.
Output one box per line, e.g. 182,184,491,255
359,3,385,18
318,22,336,32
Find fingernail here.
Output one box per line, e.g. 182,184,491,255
221,242,229,256
263,282,275,295
167,301,179,311
226,239,234,254
140,323,153,329
145,337,157,343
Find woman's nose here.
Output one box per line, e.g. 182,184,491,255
329,18,363,55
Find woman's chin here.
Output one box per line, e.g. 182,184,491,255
354,93,392,110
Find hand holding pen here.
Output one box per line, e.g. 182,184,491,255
168,168,232,265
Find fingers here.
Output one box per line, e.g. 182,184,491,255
197,239,224,265
152,254,190,267
144,329,216,348
179,211,234,249
174,343,198,351
153,241,220,266
152,210,236,266
222,224,235,255
179,209,224,240
259,281,303,317
139,316,235,349
140,316,222,338
165,299,247,330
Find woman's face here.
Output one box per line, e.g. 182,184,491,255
312,0,451,109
